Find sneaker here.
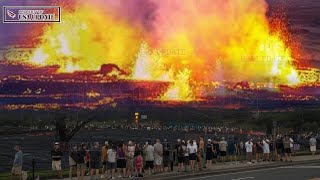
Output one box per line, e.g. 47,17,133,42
118,175,122,178
111,177,115,179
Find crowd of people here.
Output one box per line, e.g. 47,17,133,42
10,134,318,180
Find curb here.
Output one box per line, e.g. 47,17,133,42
142,159,320,180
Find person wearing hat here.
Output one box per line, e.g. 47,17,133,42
206,139,214,170
51,142,63,179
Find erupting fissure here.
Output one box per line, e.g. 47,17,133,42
25,0,307,101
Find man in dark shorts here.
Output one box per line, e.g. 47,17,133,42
206,139,214,170
283,136,292,162
143,141,154,175
175,139,184,172
51,142,63,179
163,139,171,172
276,136,284,161
89,142,101,179
219,137,228,163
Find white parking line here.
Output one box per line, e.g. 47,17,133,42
232,177,255,180
280,166,320,169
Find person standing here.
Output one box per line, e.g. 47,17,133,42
126,141,135,178
176,139,184,172
245,139,253,164
199,137,205,169
227,137,237,164
163,139,171,172
219,137,228,164
276,136,284,161
107,145,116,179
143,141,154,175
89,142,101,179
188,140,197,172
205,139,214,170
76,143,87,180
11,146,23,180
69,144,78,179
256,139,263,162
182,140,189,172
262,137,270,161
116,144,127,178
310,135,317,155
101,141,108,177
51,142,63,179
154,139,163,173
283,136,292,162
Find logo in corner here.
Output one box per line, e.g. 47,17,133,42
3,6,61,23
6,10,16,19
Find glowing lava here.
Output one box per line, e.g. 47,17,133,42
24,0,311,102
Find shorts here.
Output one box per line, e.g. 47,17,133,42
184,156,190,165
117,159,126,169
12,166,22,175
52,160,61,171
177,157,184,164
285,148,291,154
127,158,134,169
206,153,213,160
90,161,101,169
102,161,107,166
163,156,171,166
77,163,86,171
189,153,196,160
107,162,116,169
220,151,226,157
154,157,163,166
145,161,154,169
310,145,316,152
276,149,283,155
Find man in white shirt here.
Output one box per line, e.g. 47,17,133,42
245,139,253,163
262,138,270,161
143,141,154,175
310,135,317,155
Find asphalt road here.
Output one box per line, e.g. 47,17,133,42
182,163,320,180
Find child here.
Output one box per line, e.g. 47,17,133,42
135,151,143,177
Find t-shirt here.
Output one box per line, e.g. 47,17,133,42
107,149,116,163
219,141,228,152
127,145,135,159
101,145,108,162
51,149,63,161
89,147,101,162
116,148,125,159
144,145,154,161
228,141,235,151
206,144,213,155
188,144,197,154
154,143,163,156
245,141,253,152
163,143,170,157
13,150,23,166
76,150,86,164
310,138,317,146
